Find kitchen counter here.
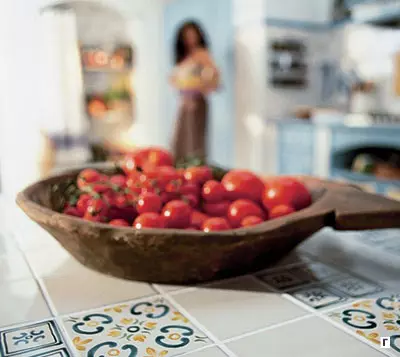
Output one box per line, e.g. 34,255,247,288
1,199,400,357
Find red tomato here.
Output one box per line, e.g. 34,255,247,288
77,169,102,189
184,166,213,186
86,198,109,217
203,201,230,217
145,165,180,182
123,147,174,173
83,182,110,195
161,200,192,229
133,213,164,229
102,191,116,207
76,194,92,215
202,217,231,232
63,206,82,217
160,192,181,205
109,219,130,227
110,175,127,189
262,177,311,211
221,170,264,202
202,180,226,203
179,182,200,197
270,204,295,219
145,147,174,168
182,194,199,208
227,199,265,228
241,216,264,227
190,210,209,229
136,192,162,214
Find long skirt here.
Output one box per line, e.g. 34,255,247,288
171,94,208,163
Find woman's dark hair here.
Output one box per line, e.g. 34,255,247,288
174,21,208,64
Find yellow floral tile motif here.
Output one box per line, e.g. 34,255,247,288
144,347,168,357
356,330,380,344
133,334,147,342
120,318,134,325
172,312,189,323
144,322,157,329
72,336,92,351
352,300,372,309
104,305,129,313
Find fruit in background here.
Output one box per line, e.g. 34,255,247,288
202,217,231,232
227,199,265,228
222,170,264,202
87,97,107,118
262,177,311,211
269,205,295,219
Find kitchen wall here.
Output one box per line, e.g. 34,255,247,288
233,0,346,171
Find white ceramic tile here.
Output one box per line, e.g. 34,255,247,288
0,253,32,284
172,276,309,340
227,317,385,357
42,269,156,315
25,245,88,278
154,284,190,294
0,231,19,256
61,296,211,356
0,320,70,357
0,279,52,328
184,347,227,356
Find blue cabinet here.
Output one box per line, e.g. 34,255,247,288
277,122,314,175
163,0,234,167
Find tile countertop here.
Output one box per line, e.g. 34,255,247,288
0,200,400,357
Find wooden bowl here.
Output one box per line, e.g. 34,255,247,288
16,168,400,284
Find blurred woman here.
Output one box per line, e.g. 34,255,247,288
169,21,220,162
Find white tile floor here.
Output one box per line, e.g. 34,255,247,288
0,202,399,356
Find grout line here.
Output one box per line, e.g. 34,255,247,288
221,314,313,345
55,315,80,357
152,284,238,357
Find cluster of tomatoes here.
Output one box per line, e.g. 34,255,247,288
63,147,312,232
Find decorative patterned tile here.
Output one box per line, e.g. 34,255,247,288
0,320,69,357
0,279,52,328
228,316,385,357
61,295,211,356
327,294,400,355
257,261,342,291
289,284,347,309
328,276,383,298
